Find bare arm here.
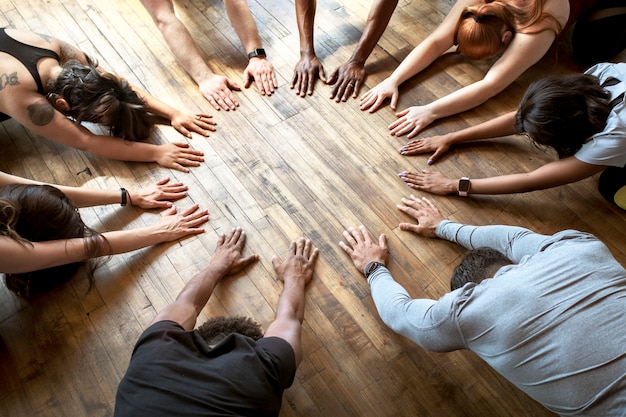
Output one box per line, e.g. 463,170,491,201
399,111,517,163
266,238,319,366
291,0,326,96
140,0,241,110
388,29,557,138
152,228,259,330
329,0,398,101
359,0,471,112
400,156,607,195
224,0,277,95
0,204,208,274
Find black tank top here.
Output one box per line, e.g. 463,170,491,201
0,28,61,122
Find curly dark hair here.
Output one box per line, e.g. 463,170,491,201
196,316,264,347
450,247,513,291
514,73,612,158
47,55,154,141
0,184,108,297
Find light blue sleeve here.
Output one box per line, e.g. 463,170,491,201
367,266,467,352
435,221,553,263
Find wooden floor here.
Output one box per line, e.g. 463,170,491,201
1,0,625,416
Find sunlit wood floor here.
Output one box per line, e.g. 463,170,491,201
1,1,625,416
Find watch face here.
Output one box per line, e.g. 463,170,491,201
459,179,470,192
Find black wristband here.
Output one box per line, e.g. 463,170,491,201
120,188,128,206
364,261,385,279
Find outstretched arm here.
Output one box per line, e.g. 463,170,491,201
224,0,277,95
0,172,188,209
399,156,606,195
388,30,557,138
359,0,472,112
291,0,327,97
140,0,241,110
152,227,259,330
396,195,553,262
0,204,209,274
328,0,398,102
7,92,204,172
399,111,517,164
265,238,319,366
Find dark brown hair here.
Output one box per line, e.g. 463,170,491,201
0,184,108,297
47,56,154,141
514,73,612,158
196,316,264,346
451,247,513,290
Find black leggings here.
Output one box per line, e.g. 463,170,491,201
572,0,626,65
598,165,626,209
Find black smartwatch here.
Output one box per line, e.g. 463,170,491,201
247,48,266,60
458,177,471,197
364,261,385,278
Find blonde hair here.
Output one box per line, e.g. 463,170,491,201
455,0,563,60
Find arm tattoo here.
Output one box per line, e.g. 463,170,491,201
36,33,53,44
0,72,19,91
27,100,56,126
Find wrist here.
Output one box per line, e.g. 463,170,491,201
363,261,386,278
247,48,266,60
457,177,471,197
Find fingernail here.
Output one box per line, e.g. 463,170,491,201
427,159,433,165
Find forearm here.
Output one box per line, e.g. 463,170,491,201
348,0,398,65
152,264,225,330
276,280,307,324
81,134,159,162
388,39,446,86
224,0,263,53
132,84,178,121
367,267,462,351
435,220,548,261
445,111,517,146
156,13,215,84
295,0,316,55
425,79,507,121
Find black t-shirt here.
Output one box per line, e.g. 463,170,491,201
114,320,296,417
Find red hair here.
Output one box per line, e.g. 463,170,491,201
454,0,563,60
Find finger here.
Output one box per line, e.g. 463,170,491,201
234,229,246,249
352,80,361,98
338,240,353,255
295,237,305,256
162,205,177,216
407,128,420,139
390,93,399,110
340,83,353,102
226,227,242,244
349,226,363,244
398,222,421,234
179,203,200,216
327,69,338,85
156,177,170,186
239,254,259,268
288,239,297,256
309,246,320,265
342,229,356,245
329,83,341,100
290,71,298,89
306,75,315,96
303,238,312,257
378,233,387,250
216,232,226,247
359,225,372,244
271,255,283,272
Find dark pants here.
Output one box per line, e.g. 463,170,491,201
598,166,626,209
572,0,626,65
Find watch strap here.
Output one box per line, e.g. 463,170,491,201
247,48,266,60
364,261,385,279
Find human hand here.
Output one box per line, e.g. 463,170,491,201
155,203,209,242
389,106,435,138
398,170,457,195
155,142,204,173
399,134,452,164
397,195,445,238
209,227,259,278
359,78,399,112
170,111,217,138
130,178,188,209
272,237,319,287
328,61,365,102
290,53,326,97
198,74,241,111
244,58,277,96
339,225,387,275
